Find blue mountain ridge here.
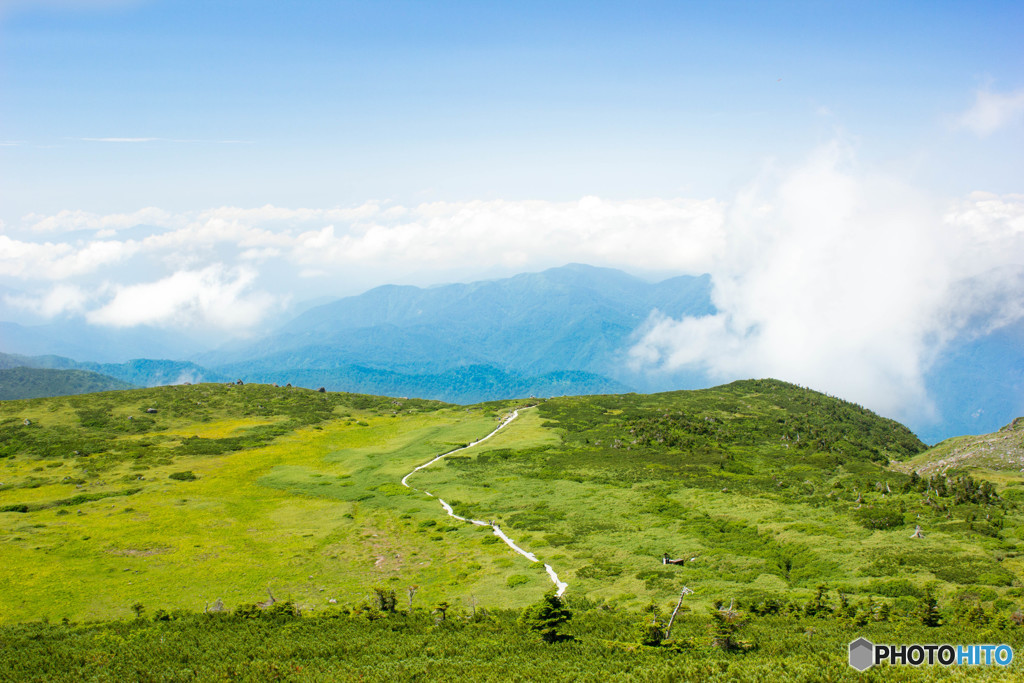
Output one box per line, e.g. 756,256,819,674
1,263,1019,444
199,264,715,379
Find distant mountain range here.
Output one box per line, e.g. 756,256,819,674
0,320,205,364
199,263,713,381
0,367,136,400
0,353,226,388
1,263,1020,444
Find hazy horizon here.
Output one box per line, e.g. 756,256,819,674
2,1,1022,437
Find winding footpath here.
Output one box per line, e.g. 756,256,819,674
400,409,569,597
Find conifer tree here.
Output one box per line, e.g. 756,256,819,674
519,591,573,643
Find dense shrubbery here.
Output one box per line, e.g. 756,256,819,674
540,379,926,461
2,593,1023,682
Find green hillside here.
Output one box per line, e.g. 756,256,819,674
0,367,136,400
1,380,1020,630
898,417,1024,478
0,351,227,389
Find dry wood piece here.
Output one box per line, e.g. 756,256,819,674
257,587,276,609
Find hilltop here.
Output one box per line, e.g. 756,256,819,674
1,380,1019,627
0,367,136,401
898,417,1024,476
0,352,226,388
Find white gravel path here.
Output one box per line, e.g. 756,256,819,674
400,409,568,597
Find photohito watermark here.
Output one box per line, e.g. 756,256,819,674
849,638,1013,671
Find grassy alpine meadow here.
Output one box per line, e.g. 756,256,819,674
0,383,540,623
3,379,1024,680
416,381,1024,615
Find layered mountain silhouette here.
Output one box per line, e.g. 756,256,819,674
202,264,713,373
1,263,1020,444
195,264,715,402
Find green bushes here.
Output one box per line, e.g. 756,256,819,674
576,562,624,579
854,504,906,530
1,487,142,513
865,579,924,599
506,574,530,588
3,597,1024,681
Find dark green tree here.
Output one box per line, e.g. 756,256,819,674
803,584,830,617
708,604,746,651
372,587,397,613
519,590,573,643
918,589,941,627
635,602,665,646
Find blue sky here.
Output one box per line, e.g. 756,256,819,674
3,0,1022,216
1,1,1022,431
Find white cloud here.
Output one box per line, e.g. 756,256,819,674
629,142,1024,424
80,137,159,143
4,284,90,317
24,207,181,233
0,235,139,279
76,137,253,144
86,265,277,331
286,197,725,275
8,176,1023,429
13,199,726,284
957,88,1024,136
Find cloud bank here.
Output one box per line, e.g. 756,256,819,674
85,265,275,330
629,143,1024,424
2,142,1022,427
1,197,726,331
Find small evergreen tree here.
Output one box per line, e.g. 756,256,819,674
636,602,665,646
709,603,746,651
919,589,941,627
519,591,573,643
803,584,830,617
372,587,397,613
963,604,989,626
835,591,854,619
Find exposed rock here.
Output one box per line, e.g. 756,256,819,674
256,587,276,609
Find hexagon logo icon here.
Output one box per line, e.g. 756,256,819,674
849,637,875,671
